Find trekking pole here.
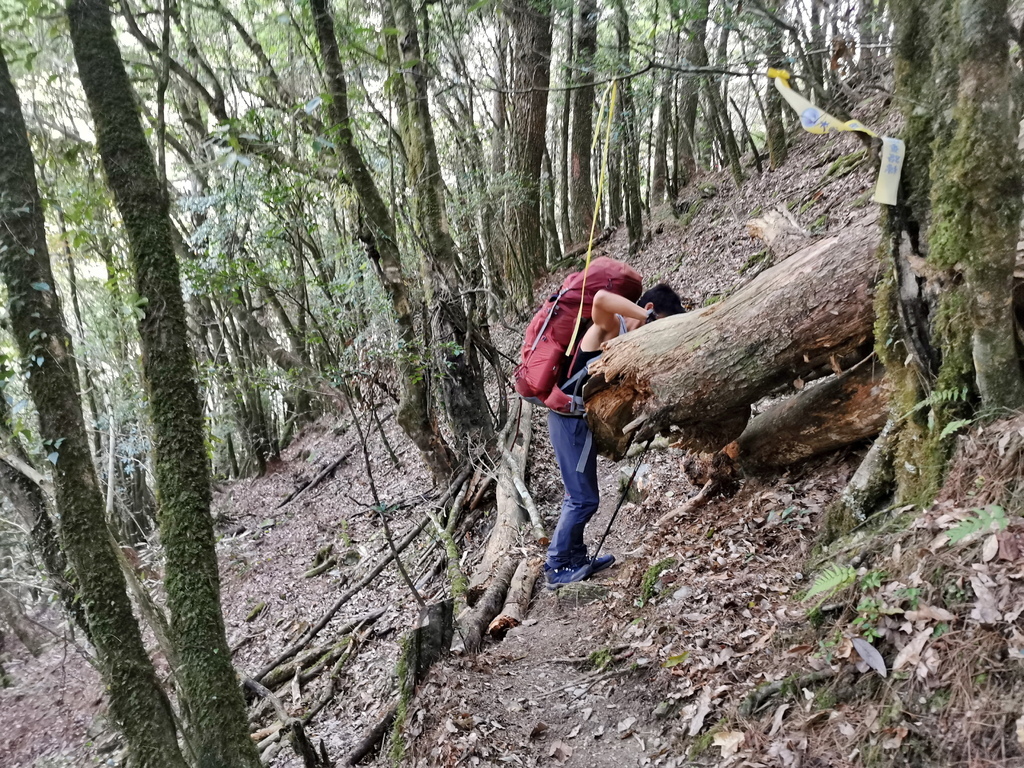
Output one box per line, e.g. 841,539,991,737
591,438,652,561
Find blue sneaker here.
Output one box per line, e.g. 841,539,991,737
545,554,616,590
588,553,616,574
545,562,593,590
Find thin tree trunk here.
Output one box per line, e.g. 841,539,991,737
309,0,454,482
678,0,709,186
0,42,187,768
612,0,644,251
558,6,573,248
765,14,788,168
66,3,260,766
569,0,598,242
390,0,494,452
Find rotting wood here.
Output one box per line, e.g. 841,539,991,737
585,212,881,458
243,678,330,767
467,473,527,603
746,204,811,258
467,407,536,600
487,557,541,640
656,479,718,529
460,557,518,654
731,355,890,472
278,448,355,508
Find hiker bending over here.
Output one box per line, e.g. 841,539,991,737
546,283,685,588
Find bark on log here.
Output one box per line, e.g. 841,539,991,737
585,212,881,458
467,476,527,603
460,558,518,655
732,356,889,472
487,557,541,640
467,409,534,601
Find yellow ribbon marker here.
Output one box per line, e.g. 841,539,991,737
767,68,904,206
566,79,619,356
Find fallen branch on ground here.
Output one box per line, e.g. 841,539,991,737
278,447,355,508
487,557,541,640
253,469,471,683
256,608,384,691
460,558,518,654
243,678,332,767
738,668,835,717
346,702,398,765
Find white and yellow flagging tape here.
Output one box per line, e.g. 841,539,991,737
767,68,905,206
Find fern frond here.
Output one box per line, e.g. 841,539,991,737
939,418,976,440
903,386,970,420
946,505,1008,544
804,564,857,603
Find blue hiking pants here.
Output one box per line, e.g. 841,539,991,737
546,411,599,570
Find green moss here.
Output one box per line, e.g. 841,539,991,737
679,198,705,228
638,558,677,606
825,149,867,178
739,250,770,276
702,294,722,307
245,602,266,622
814,689,837,710
389,633,414,766
588,647,614,671
851,189,873,209
688,728,717,758
697,181,718,198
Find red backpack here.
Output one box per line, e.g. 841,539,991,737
514,257,642,413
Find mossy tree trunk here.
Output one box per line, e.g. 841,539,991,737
880,0,1024,505
389,0,494,452
764,13,788,169
65,3,260,766
0,43,187,768
309,0,455,483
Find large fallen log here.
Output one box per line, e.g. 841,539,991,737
466,404,535,601
731,356,890,472
585,212,881,458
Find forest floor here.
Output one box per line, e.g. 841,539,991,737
3,89,1024,768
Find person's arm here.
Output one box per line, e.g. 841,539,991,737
591,289,650,332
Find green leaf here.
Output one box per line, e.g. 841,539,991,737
661,652,690,668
